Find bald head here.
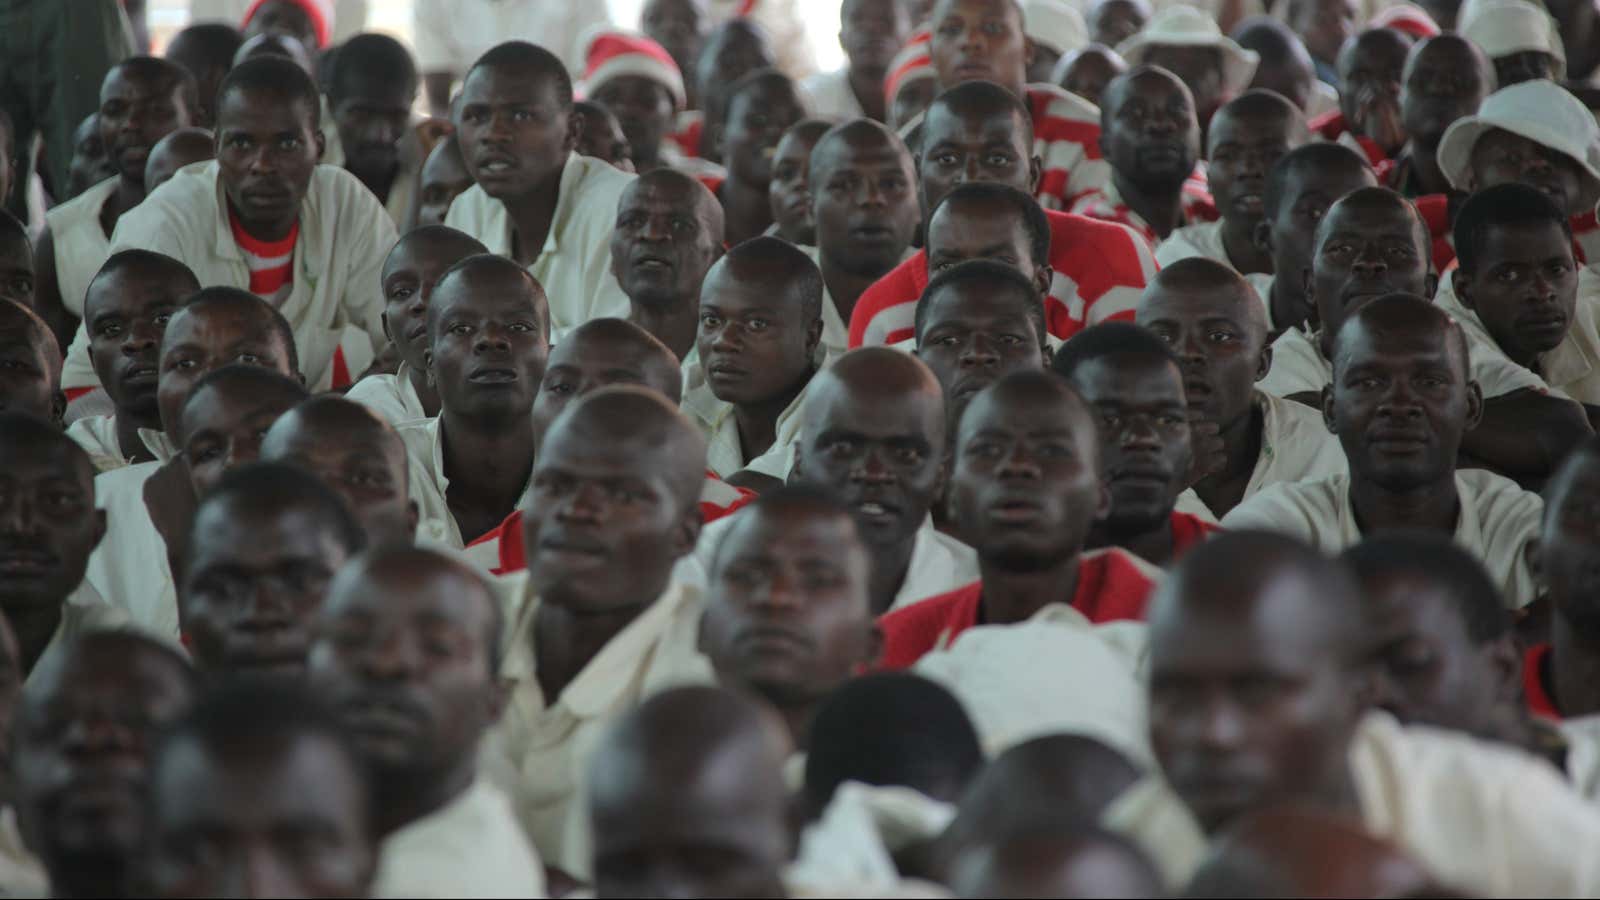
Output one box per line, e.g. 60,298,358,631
261,396,415,544
803,347,945,437
1101,64,1193,125
626,167,725,238
533,318,685,452
705,234,825,325
1331,292,1467,381
0,300,61,420
544,384,705,511
809,118,915,188
950,828,1163,899
959,368,1096,446
1210,89,1309,153
143,127,214,193
611,169,725,320
387,225,489,277
1189,807,1438,898
1147,257,1268,333
428,253,550,340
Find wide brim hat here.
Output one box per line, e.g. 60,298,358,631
1437,79,1600,213
1460,0,1567,80
1116,5,1259,96
1023,0,1089,57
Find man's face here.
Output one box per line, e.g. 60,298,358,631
696,24,775,112
214,87,321,232
915,282,1045,425
931,0,1031,93
414,143,473,227
1090,0,1147,49
701,507,874,706
263,418,413,546
918,103,1037,214
1457,221,1578,367
180,383,301,499
890,78,940,132
243,0,319,51
156,305,297,437
1493,50,1554,86
0,241,32,310
643,0,708,78
426,273,549,421
1338,33,1409,150
1399,39,1488,145
1144,46,1226,127
454,67,575,200
1249,56,1314,112
1468,129,1588,216
1138,282,1268,432
1540,453,1600,633
592,76,676,167
811,135,919,278
950,386,1105,567
331,76,413,175
612,180,721,310
0,307,53,421
1327,320,1476,492
86,268,187,423
1208,111,1294,225
0,439,101,612
144,133,215,195
769,128,822,245
99,68,191,183
1290,0,1357,63
181,501,352,677
67,115,116,197
1148,580,1363,834
697,266,818,406
1072,354,1193,538
147,735,374,898
14,648,192,871
1309,199,1429,339
723,80,807,187
1101,73,1201,193
924,202,1047,295
381,238,479,376
1263,163,1376,327
531,334,677,449
1059,49,1124,107
574,105,635,172
843,0,912,74
309,566,497,778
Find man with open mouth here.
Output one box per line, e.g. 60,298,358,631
609,169,725,364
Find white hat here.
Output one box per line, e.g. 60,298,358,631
1437,79,1600,211
1115,5,1259,96
1023,0,1089,56
1460,0,1567,80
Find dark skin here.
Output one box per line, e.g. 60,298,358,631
1455,220,1579,374
261,400,419,546
840,0,912,122
1534,448,1600,718
1207,104,1300,275
1337,29,1411,157
948,375,1110,625
695,23,777,163
523,390,703,705
573,102,637,173
1144,45,1227,132
309,548,503,836
530,320,685,452
424,264,549,544
700,502,878,746
1287,0,1357,67
1307,192,1434,366
0,615,19,807
1547,0,1600,81
642,0,709,110
177,379,307,500
924,200,1051,300
1199,808,1439,898
1055,46,1127,107
0,300,60,423
65,114,116,201
917,100,1042,219
331,73,415,205
769,122,831,246
0,238,33,313
1256,158,1376,332
1397,37,1489,197
930,0,1033,98
610,175,723,363
453,66,578,267
413,136,473,229
143,127,216,194
1099,68,1202,242
792,350,948,615
719,77,807,246
915,280,1049,433
810,126,920,329
379,230,488,420
243,0,319,55
1466,128,1589,217
592,76,675,173
1089,0,1149,52
214,86,324,243
1493,50,1555,87
951,833,1163,899
83,263,197,464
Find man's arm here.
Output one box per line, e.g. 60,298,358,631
1463,389,1593,484
31,227,76,349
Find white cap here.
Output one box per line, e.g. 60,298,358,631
1023,0,1089,56
1115,5,1259,95
1460,0,1566,80
1437,79,1600,212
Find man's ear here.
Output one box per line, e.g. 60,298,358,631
1455,269,1475,310
91,508,108,553
1028,153,1042,194
564,109,583,154
50,390,65,427
313,130,327,162
806,316,824,358
1321,383,1337,434
1485,634,1523,705
406,499,420,539
1093,476,1112,522
1255,342,1273,382
1464,379,1484,431
673,506,703,559
861,622,885,671
422,348,435,381
380,311,394,344
1032,262,1053,299
1023,37,1038,68
1254,218,1274,254
1424,271,1439,298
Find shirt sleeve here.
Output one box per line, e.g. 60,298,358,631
1219,482,1327,546
338,180,400,354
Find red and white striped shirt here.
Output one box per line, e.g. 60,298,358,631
848,208,1157,348
1027,85,1112,210
1310,109,1398,182
1065,169,1218,251
228,211,298,300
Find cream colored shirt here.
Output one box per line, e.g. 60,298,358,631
0,806,45,897
1245,272,1277,330
43,175,118,318
1221,469,1542,607
680,369,813,480
1561,714,1600,801
799,68,864,121
1256,322,1546,400
481,574,713,879
64,415,177,474
1434,268,1600,405
395,417,531,550
444,153,634,339
1172,391,1347,521
1106,712,1600,897
786,783,956,897
373,776,546,899
25,596,133,694
1154,219,1231,269
62,161,396,392
78,462,181,641
347,362,429,425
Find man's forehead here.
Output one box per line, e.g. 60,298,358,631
1209,109,1292,143
0,440,91,483
924,102,1027,143
1142,283,1254,323
1336,323,1457,373
815,137,909,174
1076,352,1185,393
625,179,700,212
166,305,276,345
217,89,311,127
196,501,343,554
934,0,1020,19
540,425,677,476
461,66,559,104
1321,199,1420,236
929,204,1026,245
433,278,538,318
103,67,182,97
925,283,1033,324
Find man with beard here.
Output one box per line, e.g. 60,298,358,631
711,71,809,247
800,0,911,122
610,169,724,362
324,34,419,228
1391,34,1491,199
1070,66,1214,248
310,545,543,896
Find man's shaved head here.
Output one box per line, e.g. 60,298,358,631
143,127,215,193
803,347,945,438
808,118,915,188
427,253,551,340
949,827,1164,899
384,225,490,279
556,317,682,400
261,394,405,464
706,235,825,324
627,167,726,239
1149,256,1269,334
260,395,415,545
545,384,706,512
0,299,62,416
1189,807,1438,898
1330,292,1468,382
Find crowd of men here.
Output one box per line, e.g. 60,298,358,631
3,0,1600,894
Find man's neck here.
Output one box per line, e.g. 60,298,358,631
1193,402,1264,517
405,364,443,418
1550,612,1600,718
866,531,919,616
533,588,661,703
1348,472,1461,535
1402,137,1451,197
230,200,298,243
347,158,399,205
501,166,566,267
847,65,890,122
102,174,145,237
975,552,1082,625
3,600,63,676
818,253,884,329
775,698,818,750
1087,517,1176,567
114,409,158,466
720,177,772,246
374,755,478,837
1268,273,1311,333
629,296,700,362
732,369,812,463
439,408,537,540
1219,215,1272,274
1113,170,1185,241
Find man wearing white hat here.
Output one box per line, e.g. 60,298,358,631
1115,4,1259,131
1024,0,1090,84
1459,0,1565,86
800,0,912,123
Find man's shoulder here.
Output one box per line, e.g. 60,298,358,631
881,581,981,630
307,163,393,219
1456,468,1543,521
45,176,117,229
1221,474,1348,533
565,155,637,222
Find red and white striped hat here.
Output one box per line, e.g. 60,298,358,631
241,0,333,49
581,30,688,110
884,30,935,105
1370,3,1442,40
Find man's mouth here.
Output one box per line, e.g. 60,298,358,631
405,322,429,343
121,364,159,387
476,155,518,176
0,547,56,576
849,223,896,242
954,61,994,80
538,535,610,565
633,253,674,272
468,367,519,385
987,496,1043,524
1369,428,1429,453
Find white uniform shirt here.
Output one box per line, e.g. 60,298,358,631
43,175,118,317
347,362,429,425
1221,468,1543,607
1172,391,1348,521
372,776,546,899
1256,322,1546,400
395,417,531,550
1433,268,1600,405
411,0,612,75
1154,219,1231,269
64,415,176,473
444,153,634,339
680,372,812,480
1561,714,1600,801
79,462,181,640
799,68,865,121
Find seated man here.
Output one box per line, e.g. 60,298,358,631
584,32,689,176
609,169,724,362
713,70,808,246
1113,5,1260,132
806,119,920,359
877,371,1158,670
1112,530,1600,894
800,0,909,121
179,460,364,678
0,299,61,423
699,487,879,748
683,237,822,484
60,55,396,395
1459,0,1565,87
1282,0,1353,86
689,20,779,166
1052,323,1220,566
396,255,548,548
1232,16,1335,118
885,37,939,134
767,119,831,246
324,34,421,227
310,545,545,897
175,364,311,505
1437,80,1600,265
445,41,635,336
36,58,196,347
929,0,1111,208
1259,186,1591,482
485,386,711,880
142,126,215,194
1088,0,1148,49
1524,438,1600,720
1226,294,1545,608
0,213,34,313
1137,258,1344,520
143,681,379,898
413,135,472,229
588,686,793,899
1053,44,1127,107
1316,27,1414,172
1252,142,1376,332
849,82,1155,348
63,114,115,202
1022,0,1088,85
573,101,636,173
1156,90,1308,275
163,21,244,128
14,632,197,898
1391,34,1490,199
66,250,199,471
1069,65,1214,248
260,395,420,546
347,225,487,423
